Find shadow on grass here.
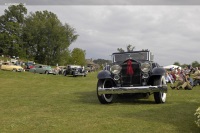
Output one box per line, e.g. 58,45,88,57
72,90,156,105
63,75,86,78
115,94,156,104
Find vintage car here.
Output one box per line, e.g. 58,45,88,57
0,62,24,72
57,66,67,75
51,66,67,75
24,61,35,71
97,50,168,104
64,65,87,77
29,64,54,74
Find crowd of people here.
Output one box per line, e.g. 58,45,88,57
165,66,200,90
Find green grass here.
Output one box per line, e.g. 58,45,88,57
0,70,200,133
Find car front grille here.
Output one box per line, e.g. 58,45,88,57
120,61,141,86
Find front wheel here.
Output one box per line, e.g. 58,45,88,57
64,71,67,76
45,71,49,74
97,79,115,104
153,76,167,104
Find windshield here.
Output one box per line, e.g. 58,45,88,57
112,52,148,63
46,66,51,69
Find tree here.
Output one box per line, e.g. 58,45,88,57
23,10,78,65
93,59,112,66
173,62,181,66
64,23,79,45
0,4,27,57
192,61,199,68
71,48,86,66
127,44,135,52
0,4,79,65
181,64,188,68
117,48,125,53
117,44,135,52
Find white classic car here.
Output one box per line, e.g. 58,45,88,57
0,62,24,72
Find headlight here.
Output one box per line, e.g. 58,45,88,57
110,65,122,74
141,63,151,73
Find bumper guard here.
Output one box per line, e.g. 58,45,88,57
98,85,168,95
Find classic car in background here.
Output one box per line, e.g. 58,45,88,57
29,64,54,74
51,66,67,75
97,50,168,104
0,62,24,72
64,65,87,77
24,61,35,71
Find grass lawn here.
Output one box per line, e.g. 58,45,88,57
0,70,200,133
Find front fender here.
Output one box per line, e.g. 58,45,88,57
148,67,166,85
97,70,112,79
152,67,166,76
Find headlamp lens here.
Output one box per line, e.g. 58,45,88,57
141,63,151,73
110,65,122,74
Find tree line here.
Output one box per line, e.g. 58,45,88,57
173,61,200,68
0,4,86,66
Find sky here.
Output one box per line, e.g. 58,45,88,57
1,2,200,66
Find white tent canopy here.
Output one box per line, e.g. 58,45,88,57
163,65,182,70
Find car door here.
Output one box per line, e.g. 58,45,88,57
6,64,12,70
3,63,12,70
37,65,44,73
32,65,39,73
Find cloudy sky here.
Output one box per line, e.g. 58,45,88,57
1,3,200,66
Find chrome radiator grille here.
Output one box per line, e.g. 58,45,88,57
120,62,141,86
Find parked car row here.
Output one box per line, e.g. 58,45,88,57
0,62,87,77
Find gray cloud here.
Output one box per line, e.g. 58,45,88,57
1,0,200,5
1,5,200,66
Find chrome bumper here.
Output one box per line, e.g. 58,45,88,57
17,68,24,72
98,85,168,95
